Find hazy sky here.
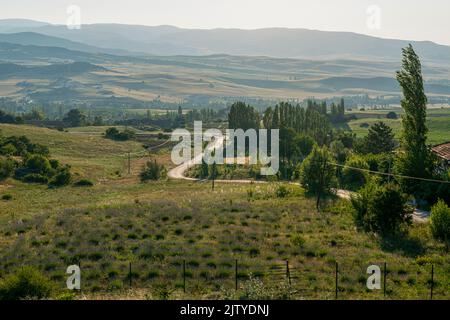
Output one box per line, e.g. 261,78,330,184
2,0,450,45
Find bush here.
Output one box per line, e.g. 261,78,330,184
2,194,13,201
23,154,53,176
140,160,167,182
341,156,370,190
430,200,450,247
351,183,413,236
275,185,290,198
0,267,54,300
49,167,72,187
386,112,398,119
74,179,94,187
105,127,135,141
0,158,14,181
22,173,49,184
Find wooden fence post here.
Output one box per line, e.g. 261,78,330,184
335,262,339,300
235,259,238,291
383,262,387,297
183,260,186,293
286,260,291,285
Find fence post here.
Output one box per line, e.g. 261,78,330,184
183,260,186,293
286,260,291,285
430,264,434,300
335,262,339,300
78,259,82,294
129,262,132,287
383,262,387,298
235,259,238,291
128,152,131,174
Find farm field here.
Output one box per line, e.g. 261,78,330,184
0,124,448,300
343,107,450,145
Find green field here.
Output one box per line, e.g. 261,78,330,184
0,125,448,300
343,107,450,145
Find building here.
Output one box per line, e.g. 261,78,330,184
431,142,450,172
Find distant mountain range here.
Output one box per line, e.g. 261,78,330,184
0,19,450,105
1,19,450,63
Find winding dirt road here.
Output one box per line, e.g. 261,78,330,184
167,135,430,222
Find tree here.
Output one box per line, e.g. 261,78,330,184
293,134,316,160
200,158,209,179
351,183,413,236
430,199,450,249
341,155,370,190
395,45,434,195
363,121,395,154
299,146,336,210
228,102,260,130
64,109,86,127
93,116,104,126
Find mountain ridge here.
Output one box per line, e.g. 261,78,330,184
1,19,449,62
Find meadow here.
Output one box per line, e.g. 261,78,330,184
0,124,448,299
343,107,450,145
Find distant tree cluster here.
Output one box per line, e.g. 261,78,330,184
105,127,136,141
0,133,71,187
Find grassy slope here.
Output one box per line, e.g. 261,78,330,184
0,124,144,180
0,125,448,300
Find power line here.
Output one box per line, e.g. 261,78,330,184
328,161,450,185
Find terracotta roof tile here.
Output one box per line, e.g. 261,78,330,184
432,142,450,161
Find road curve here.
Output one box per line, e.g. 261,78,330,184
167,135,429,222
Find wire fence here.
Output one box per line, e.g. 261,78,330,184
5,259,448,300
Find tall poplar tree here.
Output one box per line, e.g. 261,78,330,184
395,45,434,195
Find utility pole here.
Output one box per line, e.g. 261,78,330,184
128,152,131,175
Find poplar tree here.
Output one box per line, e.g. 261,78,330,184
395,45,434,195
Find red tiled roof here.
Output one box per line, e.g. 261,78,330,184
432,142,450,161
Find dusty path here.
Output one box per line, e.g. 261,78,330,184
167,136,430,222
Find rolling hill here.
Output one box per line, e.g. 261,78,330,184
2,19,450,63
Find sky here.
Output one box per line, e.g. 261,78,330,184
2,0,450,45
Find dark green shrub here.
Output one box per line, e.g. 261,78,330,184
49,167,72,187
1,194,13,201
275,185,290,198
0,267,54,300
0,158,14,181
22,173,49,184
430,200,450,247
140,160,167,182
351,183,413,236
74,179,94,187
